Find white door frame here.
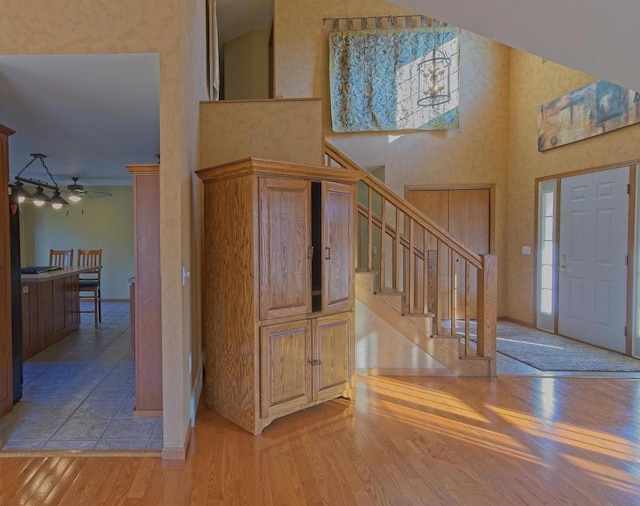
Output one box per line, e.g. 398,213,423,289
535,161,638,356
536,179,557,333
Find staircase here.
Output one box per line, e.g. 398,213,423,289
324,142,497,376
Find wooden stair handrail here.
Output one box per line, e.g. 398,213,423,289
327,141,497,375
325,142,483,270
357,202,427,262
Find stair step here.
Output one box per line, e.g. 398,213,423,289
373,286,401,294
354,270,378,292
401,309,435,318
355,270,492,377
459,355,491,362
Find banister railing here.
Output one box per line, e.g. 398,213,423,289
325,143,483,267
325,141,496,374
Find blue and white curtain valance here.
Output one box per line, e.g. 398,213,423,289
329,26,460,133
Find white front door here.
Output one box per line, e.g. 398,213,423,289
558,167,629,353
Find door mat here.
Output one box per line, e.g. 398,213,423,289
446,320,640,372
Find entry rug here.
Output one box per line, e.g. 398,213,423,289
446,320,640,372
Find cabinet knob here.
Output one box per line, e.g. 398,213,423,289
325,247,331,260
308,359,322,366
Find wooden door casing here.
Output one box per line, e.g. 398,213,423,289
1,125,14,416
126,164,163,414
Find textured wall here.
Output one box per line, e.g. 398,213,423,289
224,29,270,100
199,99,324,168
274,0,511,314
0,0,208,454
506,50,640,324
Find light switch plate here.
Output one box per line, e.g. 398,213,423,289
522,245,532,255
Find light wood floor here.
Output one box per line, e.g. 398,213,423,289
1,375,639,504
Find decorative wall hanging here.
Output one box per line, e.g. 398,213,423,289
537,80,640,151
328,18,460,133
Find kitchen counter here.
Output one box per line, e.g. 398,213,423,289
21,266,96,360
21,265,95,282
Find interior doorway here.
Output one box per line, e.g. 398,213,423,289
0,53,160,447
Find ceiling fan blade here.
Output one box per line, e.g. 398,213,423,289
85,190,112,199
62,177,112,199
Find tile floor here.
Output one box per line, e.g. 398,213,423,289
0,302,163,452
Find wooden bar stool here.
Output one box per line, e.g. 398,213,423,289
49,249,73,267
77,249,102,327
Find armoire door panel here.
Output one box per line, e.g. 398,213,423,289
322,181,354,312
259,178,312,320
260,320,312,418
313,313,352,402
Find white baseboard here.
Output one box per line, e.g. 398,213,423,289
162,424,191,461
161,366,203,460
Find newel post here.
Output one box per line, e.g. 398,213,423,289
477,254,497,376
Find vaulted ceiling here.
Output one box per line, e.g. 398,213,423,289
1,0,637,186
392,0,640,92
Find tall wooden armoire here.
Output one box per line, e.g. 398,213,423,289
197,158,361,434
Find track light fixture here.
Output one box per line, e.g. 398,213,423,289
9,153,70,209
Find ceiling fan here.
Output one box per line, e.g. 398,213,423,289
63,176,112,202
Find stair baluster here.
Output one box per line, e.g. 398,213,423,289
324,141,497,376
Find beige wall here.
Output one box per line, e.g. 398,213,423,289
19,186,134,300
199,98,324,168
506,50,640,324
273,0,511,314
0,0,208,457
173,0,208,456
224,29,270,100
